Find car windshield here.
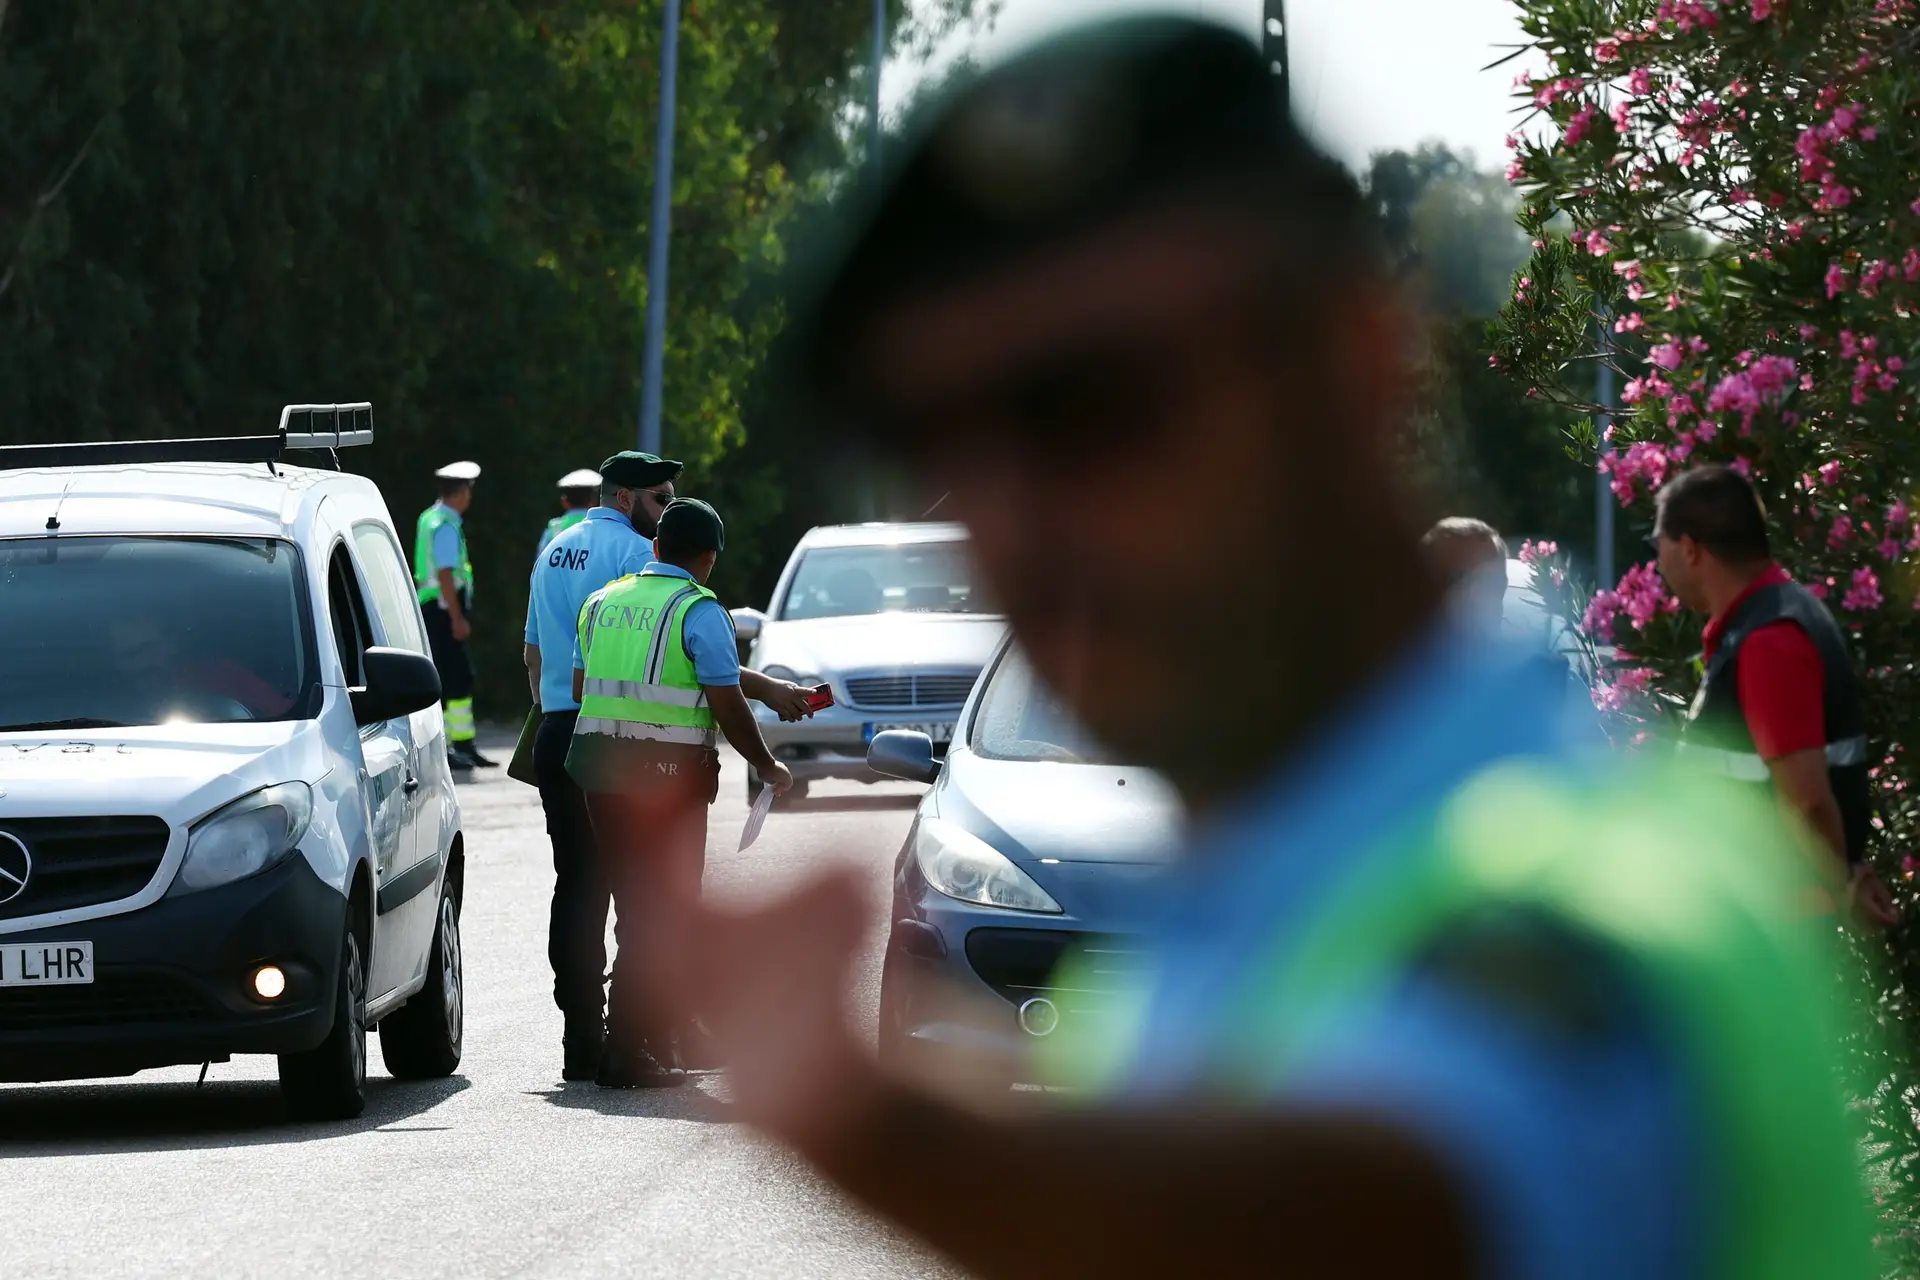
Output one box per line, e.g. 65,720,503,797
971,647,1119,765
778,541,987,620
0,536,317,730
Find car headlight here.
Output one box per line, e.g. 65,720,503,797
173,782,314,895
913,817,1061,914
762,664,825,687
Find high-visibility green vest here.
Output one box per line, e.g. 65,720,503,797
574,571,721,748
538,510,589,556
1044,759,1878,1277
414,503,473,605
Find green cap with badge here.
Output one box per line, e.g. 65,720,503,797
657,497,725,554
598,450,683,490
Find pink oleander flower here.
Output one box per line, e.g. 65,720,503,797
1830,515,1855,547
1595,38,1621,61
1889,501,1911,527
1565,104,1600,148
1614,312,1644,333
1519,539,1561,565
1881,538,1903,561
1826,263,1851,298
1820,460,1847,487
1752,0,1775,16
1649,341,1685,370
1843,567,1884,613
1730,457,1753,478
1629,67,1653,96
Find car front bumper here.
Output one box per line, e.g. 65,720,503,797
0,856,346,1082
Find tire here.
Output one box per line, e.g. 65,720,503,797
279,928,368,1121
378,883,465,1079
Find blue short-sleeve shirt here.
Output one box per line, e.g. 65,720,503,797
524,507,655,712
1129,625,1692,1280
429,502,464,572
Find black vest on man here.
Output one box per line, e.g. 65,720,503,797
1680,580,1871,862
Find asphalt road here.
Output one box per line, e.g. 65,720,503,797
0,737,957,1280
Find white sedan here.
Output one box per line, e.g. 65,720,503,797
730,522,1005,802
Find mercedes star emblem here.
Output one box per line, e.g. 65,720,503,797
0,831,30,906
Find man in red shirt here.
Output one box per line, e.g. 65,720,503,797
1652,465,1894,922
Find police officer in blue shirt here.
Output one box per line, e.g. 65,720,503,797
524,450,814,1079
655,18,1874,1280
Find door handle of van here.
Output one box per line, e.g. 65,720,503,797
403,774,420,795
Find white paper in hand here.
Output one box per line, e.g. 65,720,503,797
738,783,776,851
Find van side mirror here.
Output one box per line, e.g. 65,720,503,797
729,607,765,645
868,730,940,784
351,647,442,726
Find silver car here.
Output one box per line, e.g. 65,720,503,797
730,522,1004,801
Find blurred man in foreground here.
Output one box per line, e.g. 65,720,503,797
1654,464,1895,925
661,19,1876,1279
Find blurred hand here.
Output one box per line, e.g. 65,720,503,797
451,615,472,643
1848,863,1900,930
762,681,814,722
760,760,795,795
664,868,876,1151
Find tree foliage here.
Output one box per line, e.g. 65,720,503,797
1492,0,1920,1265
0,0,977,704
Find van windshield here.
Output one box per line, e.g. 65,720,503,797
0,536,317,730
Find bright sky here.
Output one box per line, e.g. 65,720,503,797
887,0,1533,173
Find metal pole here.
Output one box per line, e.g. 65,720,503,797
870,0,886,181
638,0,683,455
1596,327,1617,587
1263,1,1291,101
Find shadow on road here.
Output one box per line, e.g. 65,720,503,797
0,1073,471,1157
781,793,922,815
534,1075,734,1124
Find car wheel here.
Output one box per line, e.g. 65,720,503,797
378,883,464,1079
279,927,368,1121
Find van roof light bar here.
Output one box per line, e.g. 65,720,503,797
0,402,375,471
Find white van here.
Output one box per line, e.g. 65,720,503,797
0,406,464,1119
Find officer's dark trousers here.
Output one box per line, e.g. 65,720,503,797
533,711,608,1023
581,744,717,1055
420,599,475,701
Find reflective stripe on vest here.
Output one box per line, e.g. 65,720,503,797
575,573,718,745
1678,734,1869,782
579,677,708,709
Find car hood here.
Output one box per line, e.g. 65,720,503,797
755,613,1007,676
0,722,322,823
935,747,1183,865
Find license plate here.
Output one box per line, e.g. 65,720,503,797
865,721,954,745
0,941,94,987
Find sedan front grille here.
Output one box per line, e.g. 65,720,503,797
0,816,171,922
964,928,1153,1009
844,671,979,710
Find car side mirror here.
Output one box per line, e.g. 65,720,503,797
868,730,940,784
729,607,765,645
351,647,442,727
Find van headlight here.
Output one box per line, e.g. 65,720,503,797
913,817,1061,914
173,782,314,895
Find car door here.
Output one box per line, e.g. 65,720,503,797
344,519,445,997
323,541,414,1001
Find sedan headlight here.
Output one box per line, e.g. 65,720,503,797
913,817,1062,914
762,664,825,687
173,782,314,895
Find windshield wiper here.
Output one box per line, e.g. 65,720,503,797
0,717,131,732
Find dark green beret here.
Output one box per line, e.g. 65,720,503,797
658,497,724,553
598,450,683,490
783,16,1361,420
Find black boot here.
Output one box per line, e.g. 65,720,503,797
595,1041,685,1089
563,1016,606,1083
455,741,500,768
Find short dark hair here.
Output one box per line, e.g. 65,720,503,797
654,498,725,564
561,486,598,509
436,478,471,500
1655,465,1770,564
1421,517,1508,560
